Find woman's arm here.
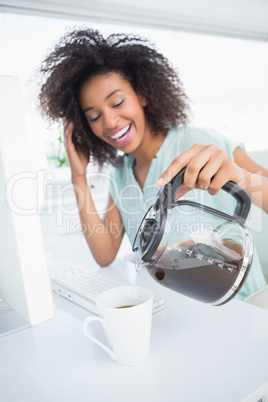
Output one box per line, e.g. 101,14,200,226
233,146,268,213
72,176,124,266
64,121,124,266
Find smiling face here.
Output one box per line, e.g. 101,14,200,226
79,72,152,154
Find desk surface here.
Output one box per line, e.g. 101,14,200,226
1,233,268,402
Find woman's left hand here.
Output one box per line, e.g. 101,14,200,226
156,143,245,198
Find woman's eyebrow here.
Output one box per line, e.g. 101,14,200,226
105,89,121,100
83,89,121,113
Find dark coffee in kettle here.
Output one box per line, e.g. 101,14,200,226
145,239,249,305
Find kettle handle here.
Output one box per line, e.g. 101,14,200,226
154,167,251,224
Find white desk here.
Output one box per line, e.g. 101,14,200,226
1,233,268,402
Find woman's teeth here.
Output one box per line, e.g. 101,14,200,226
110,124,130,141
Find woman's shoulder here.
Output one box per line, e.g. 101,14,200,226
168,125,224,139
168,125,240,148
166,125,244,161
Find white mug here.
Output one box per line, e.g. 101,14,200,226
82,286,153,366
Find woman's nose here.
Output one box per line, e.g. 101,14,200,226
103,110,119,129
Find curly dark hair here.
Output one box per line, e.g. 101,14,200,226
38,27,190,166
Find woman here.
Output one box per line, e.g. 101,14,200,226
38,28,268,299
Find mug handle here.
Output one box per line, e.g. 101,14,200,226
82,316,116,361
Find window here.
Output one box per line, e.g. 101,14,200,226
1,12,268,170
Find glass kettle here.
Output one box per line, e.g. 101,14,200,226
132,168,254,305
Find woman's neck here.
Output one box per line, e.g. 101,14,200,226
132,131,166,189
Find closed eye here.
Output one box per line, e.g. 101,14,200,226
89,114,100,122
113,99,124,108
87,98,124,122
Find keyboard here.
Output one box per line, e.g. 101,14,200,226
48,263,166,315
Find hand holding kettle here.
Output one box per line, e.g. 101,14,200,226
156,143,251,200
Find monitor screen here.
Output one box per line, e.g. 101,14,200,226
0,76,54,337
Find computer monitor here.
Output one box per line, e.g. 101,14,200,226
0,76,54,337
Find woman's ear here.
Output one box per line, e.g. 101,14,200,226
139,94,147,107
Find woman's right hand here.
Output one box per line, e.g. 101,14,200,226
63,120,89,180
